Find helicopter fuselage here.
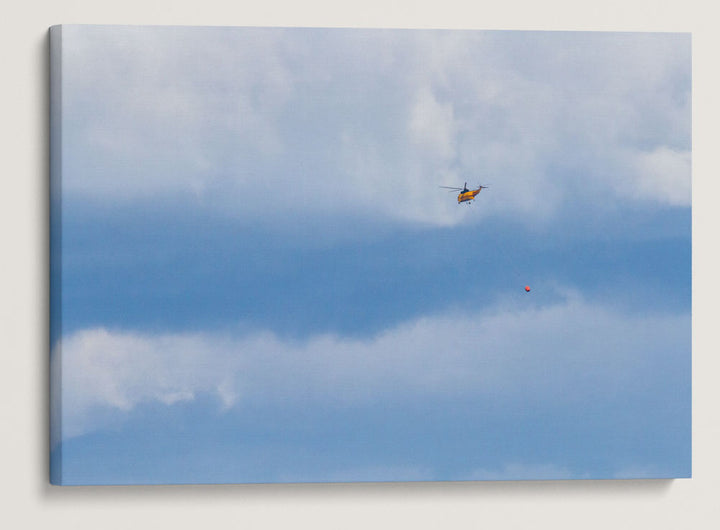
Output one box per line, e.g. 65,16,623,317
458,188,482,203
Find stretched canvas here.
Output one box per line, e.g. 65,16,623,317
49,25,691,485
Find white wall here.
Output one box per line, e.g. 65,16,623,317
2,1,718,528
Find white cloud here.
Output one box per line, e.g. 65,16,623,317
277,465,434,484
629,147,691,206
63,26,294,198
468,462,577,481
409,87,457,161
52,291,689,444
612,465,667,479
60,27,690,229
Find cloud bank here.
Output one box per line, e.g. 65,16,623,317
53,291,689,444
61,27,690,229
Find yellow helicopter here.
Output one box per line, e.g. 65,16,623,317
440,182,489,204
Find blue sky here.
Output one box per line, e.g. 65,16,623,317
51,26,691,484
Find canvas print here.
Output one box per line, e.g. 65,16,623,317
49,25,691,485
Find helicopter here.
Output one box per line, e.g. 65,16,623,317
439,182,489,204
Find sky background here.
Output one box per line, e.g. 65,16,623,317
51,25,691,485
